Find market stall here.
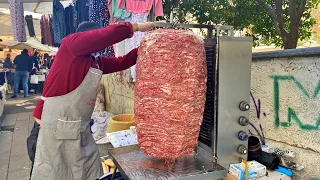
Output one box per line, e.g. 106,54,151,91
0,37,52,52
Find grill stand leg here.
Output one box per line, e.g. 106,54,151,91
111,167,118,180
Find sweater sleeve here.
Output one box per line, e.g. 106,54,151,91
66,22,133,57
33,100,44,120
98,48,138,74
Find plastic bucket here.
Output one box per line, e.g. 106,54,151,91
106,114,135,133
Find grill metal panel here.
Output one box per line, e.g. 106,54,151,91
198,38,217,148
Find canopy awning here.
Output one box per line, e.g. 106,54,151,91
0,1,72,14
0,37,53,52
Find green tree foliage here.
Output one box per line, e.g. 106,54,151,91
162,0,320,49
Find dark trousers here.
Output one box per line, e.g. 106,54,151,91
27,122,40,178
7,72,15,87
14,71,29,96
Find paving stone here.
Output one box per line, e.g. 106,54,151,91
13,131,28,140
28,124,34,133
0,132,13,146
12,139,28,149
28,113,33,119
0,165,8,180
0,149,10,157
12,137,27,147
11,144,28,157
7,169,30,180
0,153,10,166
15,121,30,129
13,127,29,136
3,114,18,120
9,155,30,172
1,118,16,130
17,113,30,121
0,143,11,154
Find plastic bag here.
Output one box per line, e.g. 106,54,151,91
38,75,45,82
30,75,38,84
91,111,113,141
107,130,138,148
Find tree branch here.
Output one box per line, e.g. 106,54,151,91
273,20,284,38
257,0,287,39
275,0,285,27
297,0,307,20
288,0,298,32
288,0,298,22
275,0,287,36
256,0,277,21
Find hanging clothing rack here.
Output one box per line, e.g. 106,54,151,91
154,22,234,38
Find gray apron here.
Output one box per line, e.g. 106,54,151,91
31,67,103,180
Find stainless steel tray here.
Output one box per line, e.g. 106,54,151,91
108,145,227,180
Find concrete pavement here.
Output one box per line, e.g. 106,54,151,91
0,112,34,180
0,94,113,180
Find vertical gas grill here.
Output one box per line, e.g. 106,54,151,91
108,23,253,180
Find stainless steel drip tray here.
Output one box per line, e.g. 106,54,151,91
108,145,227,180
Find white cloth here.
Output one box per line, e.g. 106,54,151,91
125,13,148,82
91,111,113,141
115,40,126,57
107,130,138,148
30,75,39,84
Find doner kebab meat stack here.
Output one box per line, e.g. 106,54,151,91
135,29,207,159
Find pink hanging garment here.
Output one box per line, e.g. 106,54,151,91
9,0,27,42
118,0,163,16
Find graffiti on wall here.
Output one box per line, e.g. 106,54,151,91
250,91,267,119
270,75,320,130
250,75,320,135
249,91,266,144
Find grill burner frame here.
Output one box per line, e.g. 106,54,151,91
198,39,217,148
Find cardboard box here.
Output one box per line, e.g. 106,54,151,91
229,161,266,180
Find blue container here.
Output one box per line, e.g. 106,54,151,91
100,172,124,180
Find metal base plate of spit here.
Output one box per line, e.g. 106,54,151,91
108,145,227,180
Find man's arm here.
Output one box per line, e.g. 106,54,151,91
28,58,34,72
13,56,18,65
98,48,138,74
66,22,135,57
35,118,41,125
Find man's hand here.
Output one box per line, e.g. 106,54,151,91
132,22,155,32
35,118,41,127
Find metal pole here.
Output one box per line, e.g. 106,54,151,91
207,26,213,38
111,167,118,180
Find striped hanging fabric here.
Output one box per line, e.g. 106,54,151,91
52,0,66,46
87,0,115,57
25,15,36,37
8,0,27,42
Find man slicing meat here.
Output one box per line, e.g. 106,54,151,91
27,21,154,180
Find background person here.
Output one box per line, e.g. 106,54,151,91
3,53,15,88
12,49,33,98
